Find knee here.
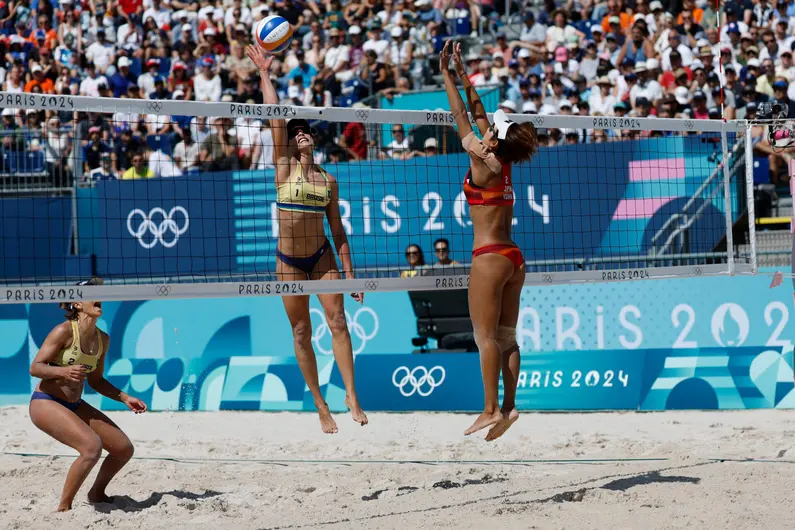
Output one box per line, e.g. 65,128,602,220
325,311,348,336
291,320,313,344
473,328,496,349
497,326,517,353
113,439,134,462
80,435,103,464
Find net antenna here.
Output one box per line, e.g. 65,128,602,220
0,93,756,304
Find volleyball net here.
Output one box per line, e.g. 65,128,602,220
0,93,756,303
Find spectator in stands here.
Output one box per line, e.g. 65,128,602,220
401,243,426,277
339,113,368,161
194,56,222,102
86,152,120,182
25,63,54,93
122,151,155,180
385,124,413,160
173,128,199,171
79,63,108,97
43,115,72,186
419,137,438,156
199,117,239,170
288,49,317,90
85,29,116,74
250,120,275,170
113,128,141,173
83,127,113,172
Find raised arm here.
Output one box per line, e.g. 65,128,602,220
247,45,290,180
440,40,472,141
451,42,489,137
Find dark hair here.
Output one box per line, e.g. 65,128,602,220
495,122,538,164
59,277,104,320
433,238,450,249
405,244,426,266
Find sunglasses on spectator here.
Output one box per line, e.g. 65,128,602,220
406,250,419,256
435,246,448,252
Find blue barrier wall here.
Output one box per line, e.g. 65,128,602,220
4,135,731,282
1,269,793,411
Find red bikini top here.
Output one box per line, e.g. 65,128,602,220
463,164,513,207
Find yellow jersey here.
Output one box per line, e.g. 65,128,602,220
51,320,104,374
276,164,331,213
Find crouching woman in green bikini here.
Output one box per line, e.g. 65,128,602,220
29,278,147,512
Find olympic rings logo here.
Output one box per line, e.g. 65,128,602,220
355,109,370,121
147,101,163,114
127,207,190,249
392,366,446,397
364,281,379,290
542,274,554,283
694,266,703,276
155,285,171,296
684,120,695,130
310,306,379,355
530,116,544,127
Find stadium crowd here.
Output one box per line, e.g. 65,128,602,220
0,0,794,183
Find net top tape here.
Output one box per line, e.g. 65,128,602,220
0,92,747,133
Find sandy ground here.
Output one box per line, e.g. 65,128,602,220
2,407,795,530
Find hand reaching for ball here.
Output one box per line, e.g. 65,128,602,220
246,45,273,74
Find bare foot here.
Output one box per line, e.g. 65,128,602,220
87,487,114,504
345,396,369,426
464,410,503,436
316,402,338,434
56,503,72,512
485,408,519,442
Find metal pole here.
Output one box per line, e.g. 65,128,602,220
720,121,735,274
744,124,757,274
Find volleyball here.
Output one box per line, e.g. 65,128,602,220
254,15,294,54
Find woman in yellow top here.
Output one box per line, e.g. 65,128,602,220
29,277,147,512
247,46,367,434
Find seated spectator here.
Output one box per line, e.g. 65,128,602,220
401,244,426,277
199,117,240,171
114,128,142,173
83,127,112,172
417,137,438,157
339,114,368,161
288,49,318,90
25,63,54,93
173,128,200,171
79,63,108,97
86,152,120,182
110,57,136,98
122,151,156,180
194,56,222,102
85,29,116,74
148,148,183,178
385,124,413,160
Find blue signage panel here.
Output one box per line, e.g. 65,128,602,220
355,353,484,411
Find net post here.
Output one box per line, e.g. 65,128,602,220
744,123,757,274
721,121,735,275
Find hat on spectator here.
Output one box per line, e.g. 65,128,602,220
674,86,691,104
522,101,537,113
746,101,758,112
204,27,216,36
636,97,651,107
508,59,519,68
235,23,246,32
614,101,628,111
727,22,740,34
174,9,188,19
747,58,761,67
740,31,752,41
1,108,14,117
608,15,620,24
181,23,192,33
89,126,101,134
390,26,402,38
693,89,706,100
596,75,612,85
328,27,341,37
349,25,362,35
173,90,185,99
31,63,43,73
634,61,647,73
773,80,789,90
499,99,517,112
34,28,46,41
646,58,659,70
625,72,637,81
674,67,688,78
720,46,732,54
747,46,759,54
517,48,531,59
524,12,535,21
201,56,215,67
146,58,160,68
650,0,663,10
415,0,432,6
591,24,603,35
559,100,572,110
118,56,132,68
605,33,617,41
424,137,438,148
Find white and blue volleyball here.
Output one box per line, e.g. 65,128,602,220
254,15,294,54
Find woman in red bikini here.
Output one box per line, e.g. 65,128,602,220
441,41,538,441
